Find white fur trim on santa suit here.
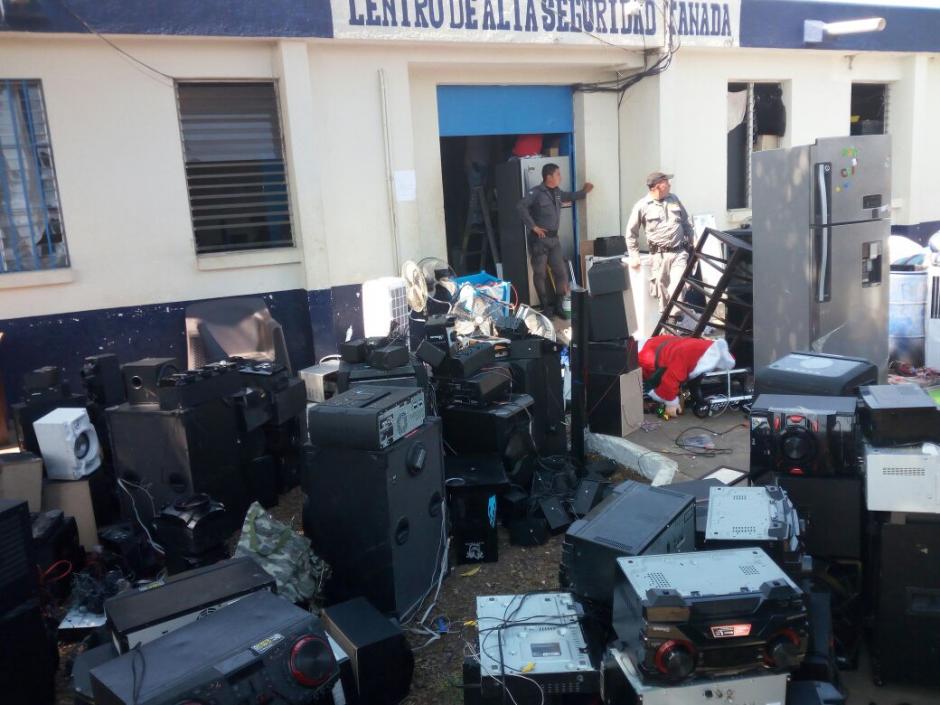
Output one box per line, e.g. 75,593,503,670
689,339,736,379
648,387,678,406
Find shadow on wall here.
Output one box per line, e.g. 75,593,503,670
0,290,315,410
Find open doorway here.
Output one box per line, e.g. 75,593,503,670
440,134,569,278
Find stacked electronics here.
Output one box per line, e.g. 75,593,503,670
584,240,643,437
0,499,58,705
749,347,940,689
336,329,430,401
303,385,446,618
559,480,695,621
609,549,808,699
107,357,251,540
858,382,940,687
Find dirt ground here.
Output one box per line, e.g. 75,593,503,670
53,462,644,705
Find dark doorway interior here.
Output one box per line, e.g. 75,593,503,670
440,134,567,277
851,83,887,136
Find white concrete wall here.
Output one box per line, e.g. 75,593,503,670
0,36,309,319
2,32,936,324
616,48,938,233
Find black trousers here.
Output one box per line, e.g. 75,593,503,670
529,233,568,307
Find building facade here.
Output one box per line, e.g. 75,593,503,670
1,0,938,403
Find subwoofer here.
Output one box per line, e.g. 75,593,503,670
302,419,445,617
106,399,248,528
120,357,180,406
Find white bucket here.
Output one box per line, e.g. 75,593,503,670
627,254,661,338
888,270,927,365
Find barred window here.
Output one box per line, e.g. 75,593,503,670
177,82,293,254
0,80,69,273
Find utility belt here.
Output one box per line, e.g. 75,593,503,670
648,242,685,255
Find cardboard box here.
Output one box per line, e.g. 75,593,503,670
587,368,644,438
0,452,43,512
43,476,99,550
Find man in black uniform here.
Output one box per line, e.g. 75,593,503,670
516,163,593,317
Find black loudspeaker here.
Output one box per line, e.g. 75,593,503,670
321,597,415,705
445,455,508,564
302,419,445,617
31,509,83,600
749,395,859,478
588,338,638,375
501,342,566,456
11,377,86,454
0,598,57,705
120,357,180,405
508,516,550,546
152,493,229,557
441,394,536,482
872,518,940,687
592,235,627,257
589,292,636,342
0,499,38,616
81,354,126,407
107,399,248,528
588,257,629,295
754,474,863,560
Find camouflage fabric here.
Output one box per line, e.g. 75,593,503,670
234,502,330,605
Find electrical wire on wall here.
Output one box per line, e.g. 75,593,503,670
577,0,681,105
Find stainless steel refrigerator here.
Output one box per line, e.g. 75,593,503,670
494,156,575,305
752,134,891,373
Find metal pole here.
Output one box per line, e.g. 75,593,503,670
569,286,589,472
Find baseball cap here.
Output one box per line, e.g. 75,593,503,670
646,171,673,188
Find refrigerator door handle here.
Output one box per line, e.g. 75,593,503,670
816,165,831,303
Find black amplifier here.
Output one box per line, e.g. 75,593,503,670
308,386,426,450
755,351,876,397
335,357,429,394
612,548,809,683
92,591,338,705
157,362,243,410
104,556,275,652
749,394,859,479
859,383,940,444
437,369,510,408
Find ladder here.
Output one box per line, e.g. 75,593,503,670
653,227,753,354
459,185,503,278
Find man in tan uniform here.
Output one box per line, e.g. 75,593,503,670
626,172,695,320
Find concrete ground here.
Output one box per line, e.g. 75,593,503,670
632,408,938,705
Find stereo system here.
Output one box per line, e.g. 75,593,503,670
104,556,275,652
91,591,339,705
560,481,695,610
749,394,859,478
612,549,809,683
476,593,599,700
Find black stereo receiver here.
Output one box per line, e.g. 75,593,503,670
749,394,859,478
308,386,426,450
92,590,338,705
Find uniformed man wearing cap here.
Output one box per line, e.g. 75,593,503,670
516,163,594,317
626,172,695,319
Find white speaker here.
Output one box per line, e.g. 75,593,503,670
33,407,101,480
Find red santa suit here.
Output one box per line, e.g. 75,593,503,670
636,335,736,408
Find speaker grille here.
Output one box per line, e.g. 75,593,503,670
0,503,31,594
